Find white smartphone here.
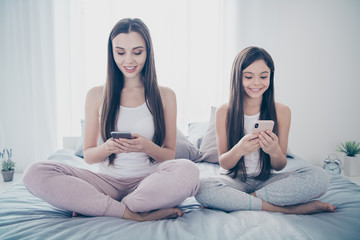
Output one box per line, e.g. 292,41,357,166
110,131,132,139
251,120,274,134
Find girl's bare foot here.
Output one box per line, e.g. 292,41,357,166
285,200,336,214
123,207,184,222
263,200,336,214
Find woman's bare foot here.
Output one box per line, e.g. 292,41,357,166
123,207,184,222
72,211,84,217
263,200,336,214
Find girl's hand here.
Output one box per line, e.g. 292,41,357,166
113,134,149,153
236,134,260,156
258,130,281,156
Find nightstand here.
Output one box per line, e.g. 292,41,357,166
0,172,23,192
342,174,360,186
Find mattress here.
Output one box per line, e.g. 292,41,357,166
0,149,359,240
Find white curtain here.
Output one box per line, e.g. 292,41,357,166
55,0,230,143
1,0,233,171
0,0,57,172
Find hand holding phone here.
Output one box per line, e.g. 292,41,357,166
110,131,132,139
251,120,274,134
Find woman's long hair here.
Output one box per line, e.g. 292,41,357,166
226,46,278,181
101,18,165,165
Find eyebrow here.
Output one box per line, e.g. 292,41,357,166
243,71,269,74
115,46,145,50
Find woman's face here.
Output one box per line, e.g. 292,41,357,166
112,32,147,81
242,59,270,99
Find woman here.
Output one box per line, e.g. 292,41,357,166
23,18,199,221
195,46,335,214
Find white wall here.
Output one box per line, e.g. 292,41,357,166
226,0,360,166
1,0,359,171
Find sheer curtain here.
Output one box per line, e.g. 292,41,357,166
1,0,233,171
55,0,231,145
0,0,57,172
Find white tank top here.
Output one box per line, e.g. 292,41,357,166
219,112,261,176
98,103,158,178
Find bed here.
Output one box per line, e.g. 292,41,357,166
1,113,360,240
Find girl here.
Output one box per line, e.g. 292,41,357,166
23,18,199,221
195,46,335,214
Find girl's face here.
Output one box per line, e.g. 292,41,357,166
242,59,270,99
112,32,147,81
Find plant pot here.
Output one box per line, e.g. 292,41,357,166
344,156,360,177
2,170,14,182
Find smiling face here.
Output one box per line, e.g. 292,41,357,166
112,32,147,81
242,59,270,100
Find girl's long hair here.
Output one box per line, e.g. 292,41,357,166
101,18,165,165
226,46,278,181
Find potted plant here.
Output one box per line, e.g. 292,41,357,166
1,148,15,182
337,141,360,177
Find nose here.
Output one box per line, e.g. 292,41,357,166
254,76,261,84
124,53,134,63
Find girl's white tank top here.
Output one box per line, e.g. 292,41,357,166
219,112,261,177
98,103,158,178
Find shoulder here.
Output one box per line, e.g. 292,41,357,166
159,86,176,103
215,103,229,123
275,102,291,121
216,103,229,117
86,86,104,107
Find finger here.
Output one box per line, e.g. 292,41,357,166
265,130,277,140
259,132,272,145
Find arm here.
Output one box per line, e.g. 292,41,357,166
217,104,260,170
83,86,126,164
115,87,177,162
258,103,291,171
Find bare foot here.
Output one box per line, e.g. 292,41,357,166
286,200,336,214
123,207,184,222
72,211,84,217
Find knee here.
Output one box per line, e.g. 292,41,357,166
23,161,49,191
167,159,200,194
304,166,330,198
194,177,220,206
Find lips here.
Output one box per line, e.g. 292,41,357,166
124,66,137,73
249,88,262,93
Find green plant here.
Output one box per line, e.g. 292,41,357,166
337,141,360,157
1,149,15,171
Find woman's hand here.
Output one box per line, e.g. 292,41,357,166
104,138,127,154
236,133,260,156
112,134,150,153
258,130,282,156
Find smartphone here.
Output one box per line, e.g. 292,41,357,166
110,131,132,139
251,120,274,134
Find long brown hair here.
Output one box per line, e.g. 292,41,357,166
101,18,165,164
226,46,278,181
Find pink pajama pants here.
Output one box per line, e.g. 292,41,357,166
22,159,199,218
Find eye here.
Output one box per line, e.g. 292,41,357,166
244,76,252,80
260,76,268,79
133,51,143,55
116,52,124,55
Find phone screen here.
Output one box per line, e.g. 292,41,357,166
110,131,132,139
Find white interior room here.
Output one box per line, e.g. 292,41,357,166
1,0,359,172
